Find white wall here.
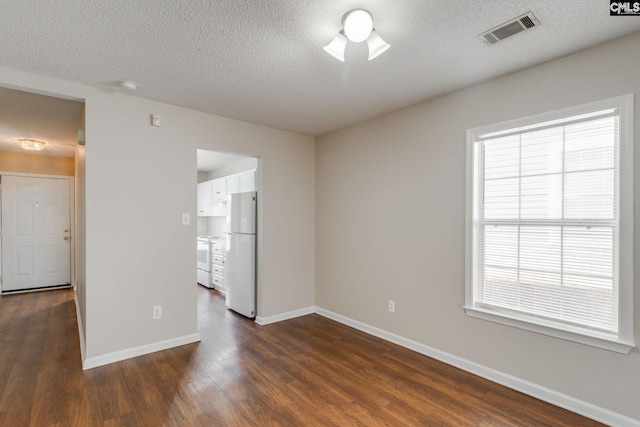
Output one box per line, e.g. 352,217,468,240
316,33,640,422
0,66,315,363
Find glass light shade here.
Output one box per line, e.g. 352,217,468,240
18,138,45,151
323,32,347,62
367,30,391,60
343,9,373,42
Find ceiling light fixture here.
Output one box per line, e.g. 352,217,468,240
119,80,138,91
18,138,46,151
324,9,390,62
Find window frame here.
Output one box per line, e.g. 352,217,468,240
464,94,635,354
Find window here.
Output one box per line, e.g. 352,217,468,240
465,95,635,353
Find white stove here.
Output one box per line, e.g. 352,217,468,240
197,238,213,288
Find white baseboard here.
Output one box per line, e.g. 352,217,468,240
255,306,315,325
315,307,640,427
73,294,86,366
82,333,201,370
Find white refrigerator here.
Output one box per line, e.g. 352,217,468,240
225,191,257,318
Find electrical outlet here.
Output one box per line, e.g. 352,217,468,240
388,300,395,313
152,305,162,319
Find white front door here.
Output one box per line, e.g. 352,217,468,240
1,175,71,292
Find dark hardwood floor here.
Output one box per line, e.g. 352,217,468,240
0,286,604,426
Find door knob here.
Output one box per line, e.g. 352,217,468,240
64,236,70,240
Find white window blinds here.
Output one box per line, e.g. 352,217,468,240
465,96,635,353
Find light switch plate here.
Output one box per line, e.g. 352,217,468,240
181,213,190,225
152,305,162,319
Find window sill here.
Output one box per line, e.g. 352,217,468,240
463,305,636,354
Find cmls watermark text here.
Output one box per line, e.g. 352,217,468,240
610,1,640,15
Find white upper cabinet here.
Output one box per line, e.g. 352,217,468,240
226,174,240,195
198,170,256,216
226,170,256,195
239,169,256,192
198,177,228,216
211,177,227,201
197,181,213,216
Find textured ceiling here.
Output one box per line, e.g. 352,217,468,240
0,1,639,137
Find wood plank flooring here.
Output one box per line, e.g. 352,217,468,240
0,286,605,426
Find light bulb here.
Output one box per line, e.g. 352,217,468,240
343,9,373,43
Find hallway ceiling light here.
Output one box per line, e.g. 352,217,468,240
324,9,390,62
18,138,46,151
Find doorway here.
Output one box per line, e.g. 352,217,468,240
1,174,73,292
0,85,84,294
196,149,259,318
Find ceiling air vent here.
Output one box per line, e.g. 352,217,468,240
479,12,540,45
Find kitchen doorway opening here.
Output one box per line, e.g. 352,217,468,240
196,149,260,321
